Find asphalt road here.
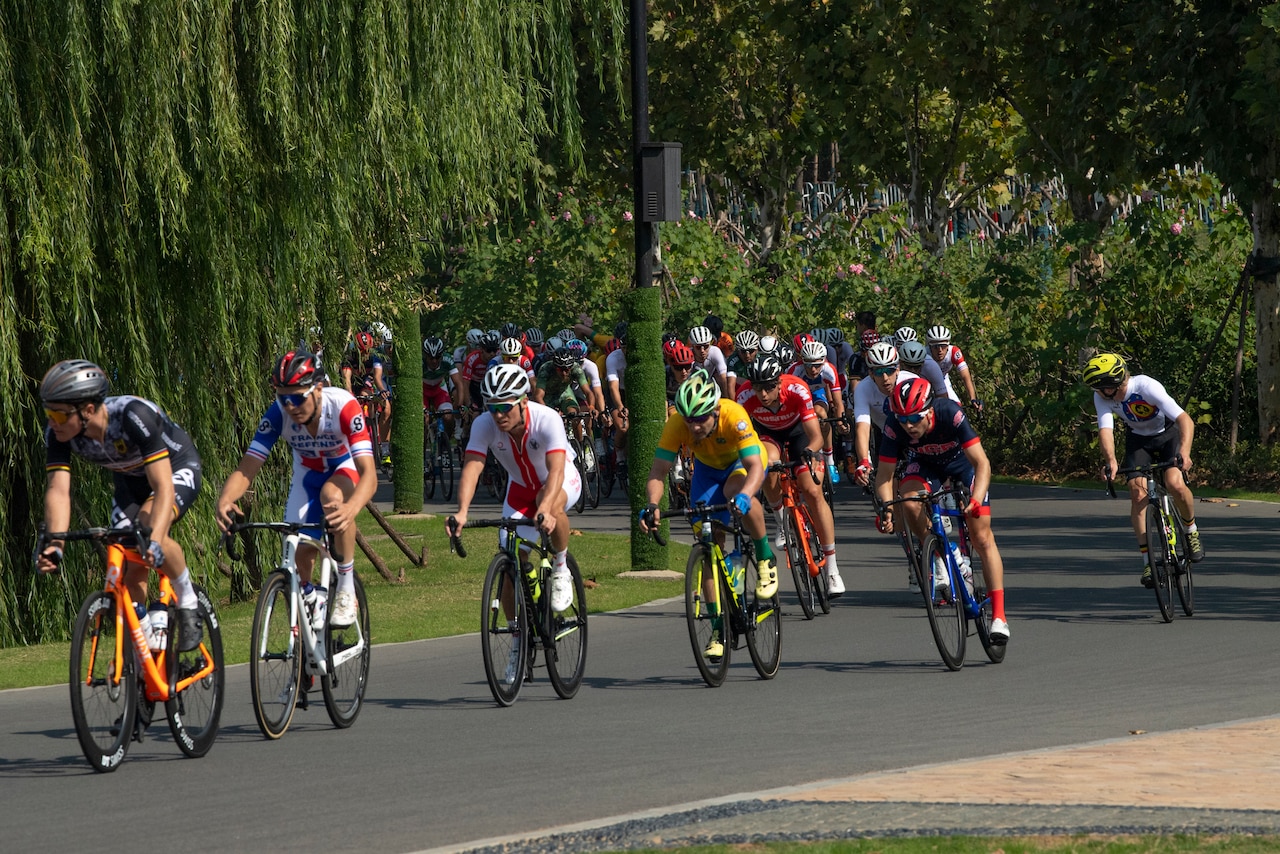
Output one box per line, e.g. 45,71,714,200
2,482,1278,852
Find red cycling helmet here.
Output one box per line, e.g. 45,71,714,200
355,331,376,353
889,377,933,417
860,329,880,351
661,339,680,365
792,332,814,353
669,342,695,368
605,338,623,354
272,349,320,387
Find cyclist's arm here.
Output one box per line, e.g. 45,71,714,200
1098,425,1118,478
1175,411,1195,471
801,415,823,453
737,448,766,499
371,363,389,395
40,469,73,564
341,365,356,395
639,458,672,531
531,382,546,404
960,366,978,405
852,421,872,465
451,454,486,530
215,454,268,530
607,378,625,411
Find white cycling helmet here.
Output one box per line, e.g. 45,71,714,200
801,340,828,364
899,340,927,367
865,342,898,369
735,330,760,351
894,326,918,346
481,363,530,403
466,328,484,347
926,324,952,345
758,334,779,355
370,321,392,343
500,336,523,357
689,325,714,346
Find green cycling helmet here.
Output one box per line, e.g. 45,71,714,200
674,372,721,419
1082,353,1127,389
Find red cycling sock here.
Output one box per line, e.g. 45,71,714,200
990,588,1006,621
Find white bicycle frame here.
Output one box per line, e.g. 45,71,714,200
268,530,366,678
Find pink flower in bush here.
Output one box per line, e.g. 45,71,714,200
526,256,535,264
873,285,882,294
1171,221,1183,235
562,210,572,221
976,231,987,241
850,263,865,275
622,211,633,222
690,277,702,285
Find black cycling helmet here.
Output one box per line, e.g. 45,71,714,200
422,336,446,358
272,349,321,387
614,320,628,342
40,359,109,405
552,347,577,369
525,327,544,347
499,322,523,341
751,354,784,384
479,332,500,352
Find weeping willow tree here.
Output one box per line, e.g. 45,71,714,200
0,0,625,646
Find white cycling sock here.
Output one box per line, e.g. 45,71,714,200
553,550,568,573
336,562,355,594
822,546,838,575
174,568,198,610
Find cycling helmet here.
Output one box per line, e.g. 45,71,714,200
926,324,952,345
689,325,714,346
423,337,446,358
801,340,828,364
889,377,933,417
1083,353,1128,389
661,331,679,345
40,359,109,405
552,347,577,369
525,327,544,347
369,321,392,343
758,334,779,355
355,331,376,353
565,339,588,360
500,322,523,341
500,336,523,357
481,363,531,403
614,320,628,342
545,336,565,353
735,330,760,351
605,338,623,354
865,342,899,369
860,329,880,351
669,342,695,367
466,328,484,347
272,349,321,388
703,314,725,337
674,371,721,418
479,333,500,352
879,333,896,345
792,332,814,352
894,326,918,346
827,327,845,345
752,354,784,384
661,339,680,364
899,340,927,367
777,344,796,366
557,327,575,341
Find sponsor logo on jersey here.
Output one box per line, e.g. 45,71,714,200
953,410,965,428
1123,396,1158,421
127,410,151,436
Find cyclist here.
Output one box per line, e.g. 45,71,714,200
459,332,500,412
792,339,847,485
690,325,728,395
926,325,982,412
422,336,460,439
342,331,392,464
898,340,954,403
893,326,918,348
848,342,919,486
872,377,1009,643
533,348,595,454
602,335,630,478
216,349,376,628
492,336,536,380
37,360,205,650
639,372,778,657
726,330,759,400
1083,353,1203,585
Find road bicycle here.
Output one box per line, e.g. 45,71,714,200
564,411,600,511
423,406,456,501
648,503,781,686
448,514,588,706
356,388,391,473
665,443,693,512
597,413,619,498
767,455,829,620
481,450,509,500
44,525,224,771
1111,458,1194,622
881,487,1005,671
817,415,848,507
226,521,371,737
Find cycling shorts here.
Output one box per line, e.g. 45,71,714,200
757,423,814,475
423,384,453,413
501,464,583,546
1123,425,1183,472
899,455,990,516
285,460,361,537
110,464,203,530
690,457,748,527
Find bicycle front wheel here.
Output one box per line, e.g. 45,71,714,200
440,431,455,501
1145,504,1175,623
569,438,587,514
545,555,588,699
685,544,730,686
423,430,438,499
802,511,831,615
164,585,225,757
323,574,371,727
743,552,782,679
70,592,137,772
920,535,966,670
781,511,815,620
249,572,302,739
583,440,601,509
481,554,528,706
1170,510,1194,616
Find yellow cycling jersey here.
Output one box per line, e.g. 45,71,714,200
656,399,764,470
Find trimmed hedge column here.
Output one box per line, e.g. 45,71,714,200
392,311,424,513
624,285,669,570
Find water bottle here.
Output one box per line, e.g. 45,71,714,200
949,542,974,598
133,602,154,651
302,582,317,618
311,586,328,630
147,600,169,651
725,549,744,595
527,560,543,602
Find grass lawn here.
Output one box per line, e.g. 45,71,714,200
634,838,1280,853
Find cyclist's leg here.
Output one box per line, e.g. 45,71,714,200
689,461,732,612
1123,439,1155,578
724,460,777,599
321,462,366,625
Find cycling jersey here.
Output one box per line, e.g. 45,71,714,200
604,348,627,392
247,387,374,477
907,356,959,403
1094,374,1186,437
786,359,843,407
536,362,590,411
851,369,920,430
933,344,970,375
656,398,764,471
579,358,602,390
464,401,581,516
695,345,727,382
878,397,979,469
725,352,751,383
738,377,817,432
422,356,457,387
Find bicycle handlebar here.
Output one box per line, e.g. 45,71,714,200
446,513,547,559
1108,456,1184,499
222,519,333,561
642,502,736,547
37,526,152,572
765,453,821,485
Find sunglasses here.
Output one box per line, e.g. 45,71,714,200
673,364,693,371
871,367,896,378
277,387,315,407
1098,385,1122,397
684,412,713,425
756,381,780,392
487,402,520,414
44,407,78,425
899,412,927,425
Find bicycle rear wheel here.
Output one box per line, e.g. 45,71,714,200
423,429,438,499
599,445,615,498
164,585,225,757
743,552,781,679
569,438,587,514
1170,510,1194,616
440,430,455,501
481,554,528,706
781,511,815,620
685,544,730,686
1145,504,1175,622
920,535,966,670
70,592,137,772
545,555,588,699
323,574,371,727
249,572,302,739
802,511,831,615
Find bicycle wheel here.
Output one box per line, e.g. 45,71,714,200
1145,504,1175,623
583,438,601,509
822,467,836,508
920,535,966,670
742,551,782,679
322,574,371,727
440,430,455,501
1170,510,1194,616
802,511,831,615
781,511,815,620
569,438,587,514
164,585,225,757
69,592,137,772
481,554,529,706
249,572,302,739
424,429,437,499
969,550,1006,664
599,446,615,498
685,544,730,686
545,554,588,699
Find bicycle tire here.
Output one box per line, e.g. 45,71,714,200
685,543,730,687
802,511,831,615
545,554,588,699
581,433,601,509
322,574,371,727
781,511,815,620
423,429,437,499
481,554,528,706
822,467,836,509
569,438,587,514
599,447,615,498
249,572,302,739
69,591,137,772
164,585,225,757
1145,503,1175,622
966,548,1006,664
440,430,455,501
743,551,782,679
1171,510,1194,616
920,534,966,670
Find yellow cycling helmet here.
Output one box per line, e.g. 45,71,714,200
1082,353,1128,389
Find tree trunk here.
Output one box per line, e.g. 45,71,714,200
1253,183,1280,443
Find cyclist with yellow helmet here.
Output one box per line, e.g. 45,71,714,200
1083,353,1203,587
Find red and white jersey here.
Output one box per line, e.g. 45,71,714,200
934,344,969,375
460,350,490,384
738,377,817,432
248,387,373,476
786,359,844,396
465,400,577,489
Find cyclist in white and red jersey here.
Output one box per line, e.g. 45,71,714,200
216,349,377,627
459,333,500,411
791,339,847,484
925,325,982,412
848,342,920,485
738,355,845,597
690,325,728,394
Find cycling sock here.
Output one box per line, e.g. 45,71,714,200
337,561,355,594
1139,543,1149,564
823,449,834,465
822,544,837,573
553,549,568,573
1186,520,1198,533
754,537,774,563
989,588,1006,621
174,568,198,610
